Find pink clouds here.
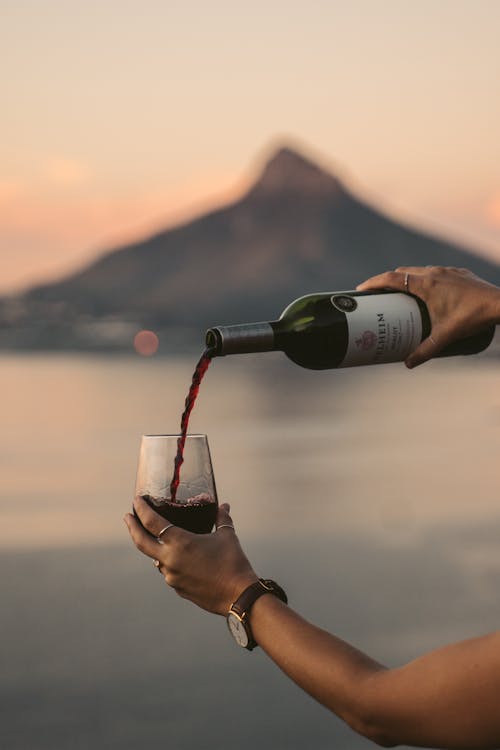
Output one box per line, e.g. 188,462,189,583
0,165,244,293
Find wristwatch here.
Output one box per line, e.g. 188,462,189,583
226,578,288,650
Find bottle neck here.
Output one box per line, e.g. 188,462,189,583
205,322,276,356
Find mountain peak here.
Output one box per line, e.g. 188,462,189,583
248,145,345,199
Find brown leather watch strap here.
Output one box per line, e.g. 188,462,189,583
230,578,288,650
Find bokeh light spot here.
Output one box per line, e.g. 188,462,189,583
485,193,500,226
134,330,159,356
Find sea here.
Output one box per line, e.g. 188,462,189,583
0,351,499,750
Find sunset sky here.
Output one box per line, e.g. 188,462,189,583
2,0,499,293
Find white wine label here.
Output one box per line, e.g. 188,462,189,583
338,293,422,367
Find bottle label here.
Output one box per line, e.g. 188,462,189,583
338,293,422,367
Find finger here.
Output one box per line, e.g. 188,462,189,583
405,334,442,369
356,270,405,292
216,503,236,532
133,495,181,539
394,266,433,275
357,266,439,292
154,559,167,577
362,269,428,299
124,513,163,559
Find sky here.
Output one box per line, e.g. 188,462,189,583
1,0,499,293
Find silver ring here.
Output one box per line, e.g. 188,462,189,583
157,524,175,542
404,272,409,292
429,335,437,346
216,524,235,531
153,559,160,568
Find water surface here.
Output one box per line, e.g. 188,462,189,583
0,352,498,749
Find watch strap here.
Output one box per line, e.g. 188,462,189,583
229,578,288,650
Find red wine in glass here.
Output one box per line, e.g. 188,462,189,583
135,349,217,534
142,492,217,535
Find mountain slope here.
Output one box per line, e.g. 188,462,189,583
2,146,499,350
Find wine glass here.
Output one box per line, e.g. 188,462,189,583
135,434,218,533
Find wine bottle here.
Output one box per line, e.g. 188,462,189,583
205,290,495,370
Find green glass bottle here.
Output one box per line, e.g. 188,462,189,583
206,290,495,370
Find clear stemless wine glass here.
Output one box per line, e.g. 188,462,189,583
135,434,218,533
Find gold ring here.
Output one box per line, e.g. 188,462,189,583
157,524,175,542
404,272,409,292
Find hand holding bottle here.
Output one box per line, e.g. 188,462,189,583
207,270,495,370
357,266,500,368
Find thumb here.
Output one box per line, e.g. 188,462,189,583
405,334,441,369
216,502,235,531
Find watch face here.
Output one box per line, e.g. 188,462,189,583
227,612,249,648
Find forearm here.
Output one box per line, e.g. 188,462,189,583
488,287,500,325
249,596,500,749
469,283,500,329
126,503,500,748
249,595,390,745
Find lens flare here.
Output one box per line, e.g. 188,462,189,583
133,330,159,356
